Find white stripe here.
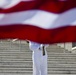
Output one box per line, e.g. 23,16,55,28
0,14,5,20
71,21,76,25
0,8,76,29
0,0,21,9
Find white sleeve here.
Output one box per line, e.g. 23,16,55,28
29,41,40,51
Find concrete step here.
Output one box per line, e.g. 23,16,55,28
1,57,76,61
0,67,76,71
0,74,75,75
0,49,67,52
0,70,76,74
4,62,76,66
1,61,76,64
1,59,76,62
1,56,76,60
1,55,76,58
0,74,76,75
1,53,76,56
1,67,76,72
1,64,76,68
0,59,76,62
0,52,76,55
1,63,76,69
0,49,67,53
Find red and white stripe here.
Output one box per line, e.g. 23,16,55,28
0,0,76,44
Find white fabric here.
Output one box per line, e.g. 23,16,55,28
29,41,40,51
0,0,21,9
29,41,48,75
0,9,76,29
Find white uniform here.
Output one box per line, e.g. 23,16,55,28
29,41,49,75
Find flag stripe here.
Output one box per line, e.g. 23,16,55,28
0,25,76,43
0,0,76,14
0,9,76,29
0,0,21,9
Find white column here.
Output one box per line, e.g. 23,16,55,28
57,42,72,52
64,42,72,51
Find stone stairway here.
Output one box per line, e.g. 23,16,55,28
0,40,76,75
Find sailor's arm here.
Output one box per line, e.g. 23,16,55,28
29,41,40,51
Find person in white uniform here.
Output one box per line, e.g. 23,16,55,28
29,41,49,75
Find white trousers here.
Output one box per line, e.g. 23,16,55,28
32,50,47,75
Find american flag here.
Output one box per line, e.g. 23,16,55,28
0,0,76,44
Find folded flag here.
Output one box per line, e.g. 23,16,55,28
0,0,76,44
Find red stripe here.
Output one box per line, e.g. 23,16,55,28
0,0,43,13
0,0,76,13
39,0,76,13
0,25,76,44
